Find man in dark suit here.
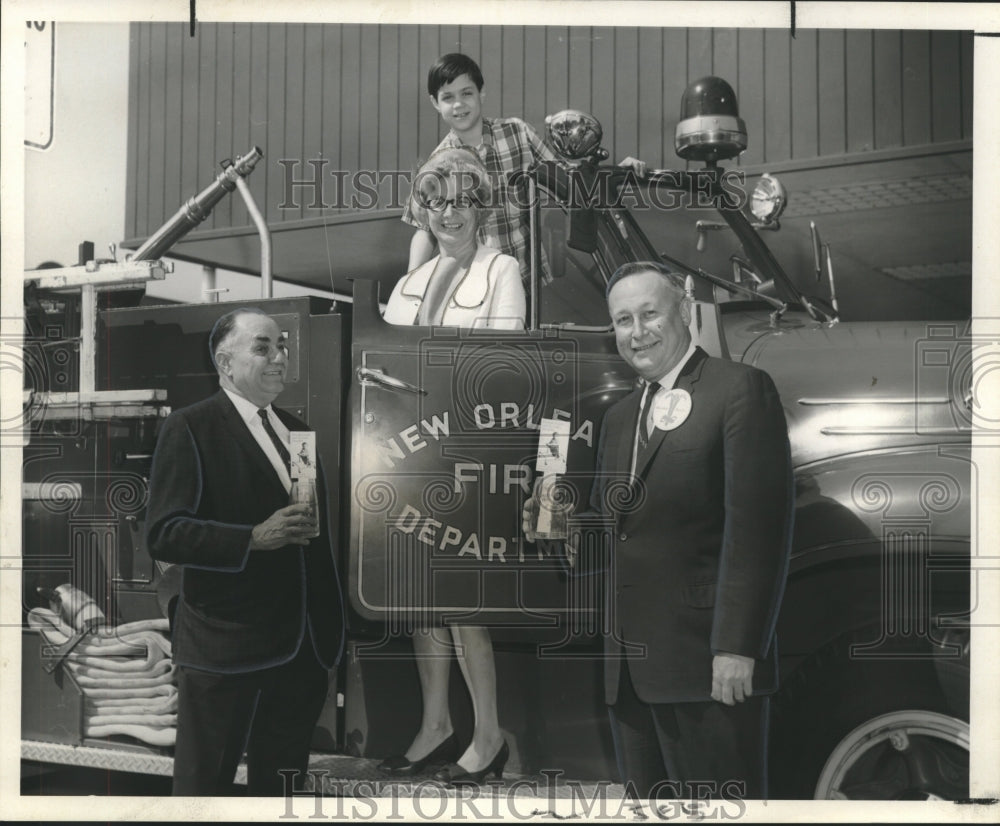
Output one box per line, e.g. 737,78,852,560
525,262,792,801
145,307,345,796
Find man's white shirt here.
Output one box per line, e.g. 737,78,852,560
223,387,292,493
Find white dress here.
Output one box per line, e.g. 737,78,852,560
383,245,526,330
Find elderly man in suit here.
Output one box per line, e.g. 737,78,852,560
526,262,792,801
145,307,345,796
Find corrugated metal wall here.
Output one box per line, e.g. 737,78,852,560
125,24,973,242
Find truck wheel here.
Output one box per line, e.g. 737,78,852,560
771,632,969,800
812,709,967,800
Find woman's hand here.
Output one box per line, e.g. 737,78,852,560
618,156,648,178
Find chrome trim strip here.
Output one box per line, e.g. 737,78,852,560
820,426,970,435
799,397,952,406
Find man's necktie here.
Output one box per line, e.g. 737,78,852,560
258,408,291,474
637,381,661,452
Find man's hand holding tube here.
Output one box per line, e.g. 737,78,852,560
522,477,577,566
521,482,541,543
250,503,317,550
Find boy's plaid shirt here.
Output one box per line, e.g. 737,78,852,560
402,116,557,281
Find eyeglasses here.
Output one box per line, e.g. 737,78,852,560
419,194,480,212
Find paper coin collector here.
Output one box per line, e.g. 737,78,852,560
290,432,317,479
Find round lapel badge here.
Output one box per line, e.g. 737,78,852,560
653,389,692,431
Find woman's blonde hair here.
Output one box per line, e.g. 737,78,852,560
409,146,492,227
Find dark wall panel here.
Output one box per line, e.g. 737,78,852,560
397,27,421,183
736,28,765,166
377,25,400,209
615,28,640,165
284,25,307,222
319,25,339,181
845,29,874,153
127,24,974,242
960,31,973,138
247,24,270,224
180,27,201,213
902,30,932,146
357,26,379,206
660,28,687,164
145,24,167,233
687,28,713,83
162,25,183,228
300,26,324,222
818,29,847,158
440,24,460,55
930,31,962,143
479,26,503,124
637,27,663,166
524,28,547,129
417,26,440,156
591,27,616,154
212,24,234,230
459,25,481,64
764,28,792,161
546,27,569,116
873,30,903,150
125,24,144,240
339,25,361,186
790,30,818,159
230,24,252,228
501,27,525,125
713,28,739,94
567,27,592,125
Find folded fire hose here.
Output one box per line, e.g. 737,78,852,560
86,692,178,710
86,694,179,717
28,585,178,748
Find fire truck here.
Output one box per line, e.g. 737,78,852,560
20,77,971,800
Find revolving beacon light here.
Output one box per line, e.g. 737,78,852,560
674,76,748,164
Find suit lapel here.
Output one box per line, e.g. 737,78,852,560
214,391,288,500
634,347,709,481
615,389,643,478
272,405,305,434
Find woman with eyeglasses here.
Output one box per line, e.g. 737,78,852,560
383,147,526,330
379,147,522,785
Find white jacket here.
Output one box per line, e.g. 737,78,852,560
383,245,525,330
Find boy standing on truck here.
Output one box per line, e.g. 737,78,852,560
402,53,645,279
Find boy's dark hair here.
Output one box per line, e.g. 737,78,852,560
428,53,484,98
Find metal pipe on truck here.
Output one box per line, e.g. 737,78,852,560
131,147,263,264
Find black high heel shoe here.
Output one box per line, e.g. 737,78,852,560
378,732,460,777
433,740,509,786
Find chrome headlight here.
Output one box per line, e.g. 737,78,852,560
750,173,787,225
